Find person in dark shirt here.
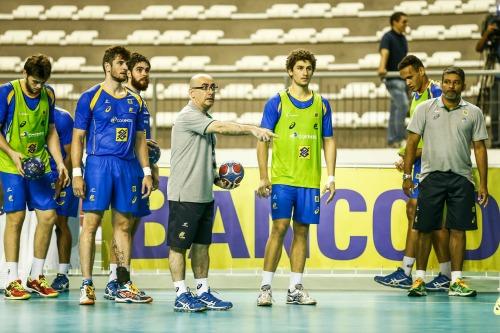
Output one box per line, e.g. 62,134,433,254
378,11,409,148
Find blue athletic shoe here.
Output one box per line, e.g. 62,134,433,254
104,279,119,300
51,274,69,292
374,267,412,289
174,289,207,312
425,273,451,292
198,289,233,310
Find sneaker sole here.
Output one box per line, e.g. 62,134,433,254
257,302,272,307
104,294,116,300
408,291,427,297
374,279,411,290
205,305,232,311
426,287,449,292
173,307,207,312
115,297,153,304
4,295,31,300
448,291,477,297
79,300,95,305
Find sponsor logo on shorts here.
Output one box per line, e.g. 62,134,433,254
315,195,319,202
8,195,13,202
132,186,136,192
51,182,56,189
272,202,278,209
182,222,189,228
89,194,95,202
314,208,320,215
60,191,67,198
27,143,38,154
179,232,186,240
128,98,134,104
298,146,310,159
115,128,128,142
57,200,65,206
132,196,137,204
7,187,12,192
90,188,96,193
129,107,135,113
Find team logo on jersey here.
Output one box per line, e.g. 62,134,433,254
51,182,56,189
313,123,318,130
298,146,310,159
129,107,135,113
463,109,468,116
178,232,186,240
27,143,38,154
289,122,296,129
57,200,65,206
59,191,67,198
115,128,128,142
127,98,134,104
20,121,26,128
105,106,112,113
105,99,110,104
432,110,440,120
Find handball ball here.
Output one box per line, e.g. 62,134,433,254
219,161,244,186
148,144,161,165
23,157,45,180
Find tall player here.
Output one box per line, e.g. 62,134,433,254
49,105,79,292
72,46,153,305
256,49,337,306
104,53,157,302
0,54,69,299
374,55,452,291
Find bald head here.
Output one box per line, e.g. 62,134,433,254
190,73,213,88
189,73,216,112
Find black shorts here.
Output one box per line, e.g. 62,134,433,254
167,200,214,249
413,171,477,232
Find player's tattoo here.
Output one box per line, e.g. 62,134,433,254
112,239,126,267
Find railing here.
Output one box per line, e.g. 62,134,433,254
0,69,497,148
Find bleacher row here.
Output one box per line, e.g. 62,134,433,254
0,24,483,47
48,79,481,101
0,51,484,73
0,1,494,21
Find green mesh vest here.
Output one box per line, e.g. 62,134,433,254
0,80,50,174
271,90,323,188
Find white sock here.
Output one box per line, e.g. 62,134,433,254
59,263,70,276
109,264,118,282
6,262,18,282
415,270,426,280
439,261,451,279
289,272,303,291
30,257,45,279
195,278,209,295
451,271,462,283
174,280,187,296
261,271,274,288
402,256,415,276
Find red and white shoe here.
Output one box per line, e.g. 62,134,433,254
26,275,59,297
4,280,31,300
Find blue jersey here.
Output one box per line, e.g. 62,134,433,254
0,81,55,136
74,84,145,160
260,91,334,137
49,106,74,172
126,87,151,140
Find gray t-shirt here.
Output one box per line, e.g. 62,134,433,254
167,101,216,203
407,97,488,182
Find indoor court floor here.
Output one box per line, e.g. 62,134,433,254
0,288,498,332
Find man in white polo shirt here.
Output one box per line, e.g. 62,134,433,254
403,66,489,297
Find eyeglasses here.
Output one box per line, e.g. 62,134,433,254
191,83,218,92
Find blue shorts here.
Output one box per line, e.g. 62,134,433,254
271,184,320,224
51,171,79,217
0,171,57,212
136,196,151,217
410,158,422,199
82,155,141,214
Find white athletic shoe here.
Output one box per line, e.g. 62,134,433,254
286,284,317,305
257,284,273,306
494,297,500,315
